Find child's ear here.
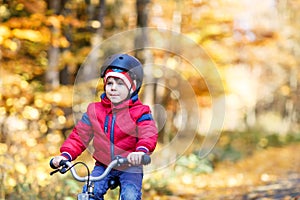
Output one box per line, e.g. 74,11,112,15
103,78,107,91
130,80,137,94
133,80,137,90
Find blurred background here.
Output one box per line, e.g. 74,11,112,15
1,0,300,199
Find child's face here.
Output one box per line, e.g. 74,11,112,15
105,77,129,104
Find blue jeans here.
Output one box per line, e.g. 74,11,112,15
83,165,143,200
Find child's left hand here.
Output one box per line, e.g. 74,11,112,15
127,152,145,165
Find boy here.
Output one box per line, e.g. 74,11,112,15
51,54,158,200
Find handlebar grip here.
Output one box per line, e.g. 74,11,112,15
49,158,58,169
141,154,151,165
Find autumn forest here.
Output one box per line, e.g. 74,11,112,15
1,0,300,199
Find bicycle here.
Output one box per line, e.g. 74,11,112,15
49,155,151,200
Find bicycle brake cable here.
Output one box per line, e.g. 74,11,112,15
66,162,91,189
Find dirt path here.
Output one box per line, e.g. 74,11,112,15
243,174,300,200
219,144,300,199
154,144,300,200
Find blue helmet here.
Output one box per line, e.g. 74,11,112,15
100,54,144,92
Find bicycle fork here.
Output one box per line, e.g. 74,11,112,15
77,183,123,200
78,181,94,200
77,189,122,200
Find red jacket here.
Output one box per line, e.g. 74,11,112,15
60,94,158,166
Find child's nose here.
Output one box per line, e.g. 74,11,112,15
111,83,117,90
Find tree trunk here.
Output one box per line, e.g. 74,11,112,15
79,0,105,83
135,0,154,107
60,1,73,85
45,0,62,90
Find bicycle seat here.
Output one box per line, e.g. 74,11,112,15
108,177,120,190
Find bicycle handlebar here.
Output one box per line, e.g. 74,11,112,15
50,155,151,182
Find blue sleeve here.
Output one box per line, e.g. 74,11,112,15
81,113,92,126
136,113,154,123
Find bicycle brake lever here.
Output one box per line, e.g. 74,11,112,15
50,166,68,175
50,169,60,176
57,160,69,174
59,166,68,174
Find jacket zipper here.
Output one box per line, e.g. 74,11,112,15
110,113,116,161
104,115,109,133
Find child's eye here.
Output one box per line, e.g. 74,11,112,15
106,81,113,85
116,80,125,85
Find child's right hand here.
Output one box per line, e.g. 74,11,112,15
51,156,68,168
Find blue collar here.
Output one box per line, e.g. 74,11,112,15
100,92,139,103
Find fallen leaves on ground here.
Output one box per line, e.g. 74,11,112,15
144,143,300,200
